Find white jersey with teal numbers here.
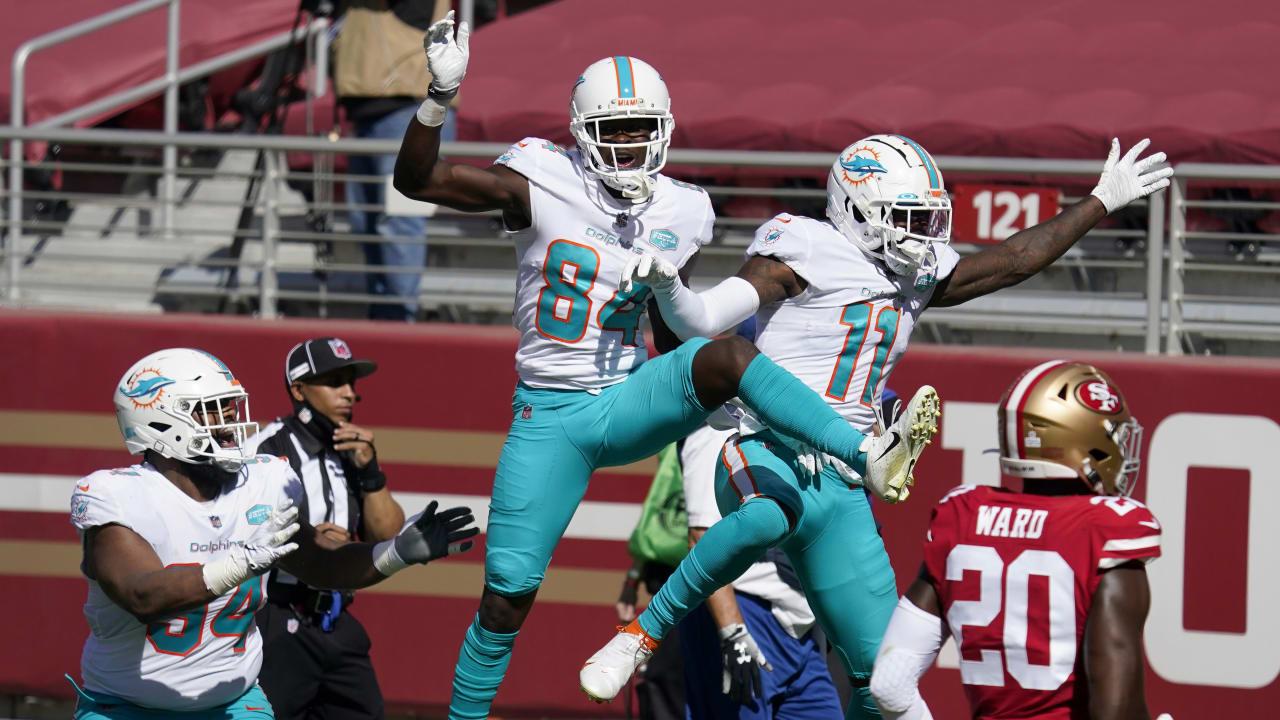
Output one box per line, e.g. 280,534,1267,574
747,213,959,432
496,138,712,391
70,458,301,710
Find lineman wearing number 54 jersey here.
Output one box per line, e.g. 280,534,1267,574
581,134,1173,717
870,361,1174,720
68,348,478,719
392,15,931,719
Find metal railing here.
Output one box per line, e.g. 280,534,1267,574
7,0,329,302
2,125,1278,356
1165,165,1280,355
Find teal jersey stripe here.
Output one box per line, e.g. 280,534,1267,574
194,348,236,381
613,56,635,98
894,134,940,191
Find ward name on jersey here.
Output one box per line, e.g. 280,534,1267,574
922,484,1162,720
70,457,301,711
747,213,959,432
496,138,712,391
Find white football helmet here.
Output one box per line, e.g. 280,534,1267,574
826,134,952,276
569,56,674,202
113,348,258,472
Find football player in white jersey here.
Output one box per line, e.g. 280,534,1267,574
392,14,942,719
579,135,1173,716
70,348,478,719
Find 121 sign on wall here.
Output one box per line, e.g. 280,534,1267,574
952,185,1060,245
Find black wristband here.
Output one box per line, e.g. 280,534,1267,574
354,457,387,493
427,84,458,102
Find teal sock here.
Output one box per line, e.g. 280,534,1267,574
638,497,789,639
737,353,869,474
448,614,518,720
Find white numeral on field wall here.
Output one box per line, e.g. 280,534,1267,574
973,190,1039,240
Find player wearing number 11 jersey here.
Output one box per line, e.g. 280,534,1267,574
870,361,1173,720
581,136,1173,716
392,15,934,720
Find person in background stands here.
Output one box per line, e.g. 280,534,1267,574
334,0,455,321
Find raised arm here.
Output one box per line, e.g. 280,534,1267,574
930,138,1172,308
390,12,531,227
1084,563,1154,720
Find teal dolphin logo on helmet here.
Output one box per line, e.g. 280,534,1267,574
119,371,175,409
839,155,888,177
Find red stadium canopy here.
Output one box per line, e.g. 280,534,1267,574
458,0,1280,164
0,0,301,129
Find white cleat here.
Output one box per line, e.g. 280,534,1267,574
860,385,940,503
580,620,660,703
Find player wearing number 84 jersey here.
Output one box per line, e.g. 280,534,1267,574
498,135,710,389
870,361,1173,720
393,17,924,718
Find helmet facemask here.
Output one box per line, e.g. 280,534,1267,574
1098,415,1143,496
861,196,952,276
825,135,952,276
569,56,675,203
571,109,673,201
176,392,258,472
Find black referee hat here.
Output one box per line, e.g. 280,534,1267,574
285,337,377,385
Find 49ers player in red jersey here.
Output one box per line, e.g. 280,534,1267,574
868,361,1174,720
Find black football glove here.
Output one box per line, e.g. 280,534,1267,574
719,623,773,704
393,500,479,564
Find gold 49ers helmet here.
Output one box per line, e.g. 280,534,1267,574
997,360,1143,496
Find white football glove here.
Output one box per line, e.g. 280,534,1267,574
201,501,300,596
424,10,470,96
774,434,834,482
620,251,679,294
1089,138,1174,214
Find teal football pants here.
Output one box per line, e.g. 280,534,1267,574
641,431,899,719
71,681,273,720
484,338,713,596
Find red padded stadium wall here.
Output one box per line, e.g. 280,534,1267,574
1,309,1276,717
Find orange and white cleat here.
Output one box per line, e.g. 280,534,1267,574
579,620,660,703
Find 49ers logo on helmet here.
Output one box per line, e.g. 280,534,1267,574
1076,380,1122,414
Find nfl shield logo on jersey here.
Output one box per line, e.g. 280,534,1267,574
209,515,222,528
647,229,679,251
328,338,353,359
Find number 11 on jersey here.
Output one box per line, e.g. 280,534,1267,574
826,301,900,405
